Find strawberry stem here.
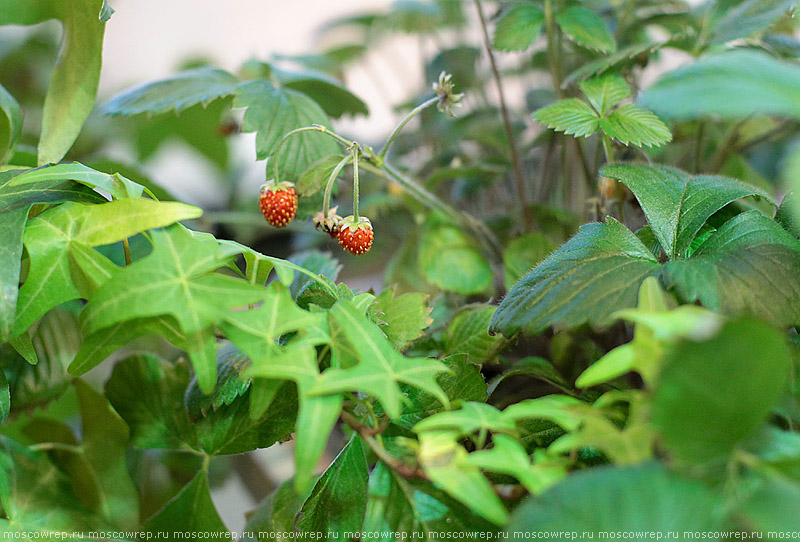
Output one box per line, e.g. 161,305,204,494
378,96,438,161
323,153,353,216
352,146,360,219
270,125,353,182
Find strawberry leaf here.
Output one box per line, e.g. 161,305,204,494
555,7,616,53
533,99,600,138
492,5,544,52
599,104,672,147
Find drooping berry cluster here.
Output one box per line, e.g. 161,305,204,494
259,181,298,227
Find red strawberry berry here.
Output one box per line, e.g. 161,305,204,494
337,215,374,255
259,181,298,227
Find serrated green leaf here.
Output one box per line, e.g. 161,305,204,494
295,436,369,537
579,74,630,117
296,154,346,196
639,50,800,121
710,0,796,45
144,468,231,538
15,199,202,335
502,232,556,291
601,163,770,259
0,83,22,164
274,66,369,119
234,80,340,179
600,104,671,147
372,287,432,349
105,354,198,450
533,98,599,138
490,218,660,337
310,300,449,419
652,318,790,464
663,211,800,327
555,7,616,53
444,305,507,364
492,5,544,52
507,463,724,534
103,67,238,116
564,41,662,86
418,217,492,295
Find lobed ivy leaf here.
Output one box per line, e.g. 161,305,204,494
533,99,599,138
599,104,671,147
555,7,616,53
102,67,238,116
662,211,800,328
492,5,544,52
234,80,340,179
15,199,202,335
310,299,450,419
601,163,771,259
414,402,516,437
295,436,369,537
0,0,108,164
0,83,22,164
490,218,660,337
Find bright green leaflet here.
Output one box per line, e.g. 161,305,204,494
9,162,145,199
579,74,630,117
0,0,108,164
372,287,431,350
489,218,660,336
599,104,672,147
15,199,201,334
506,463,725,534
102,67,239,116
418,218,492,295
144,468,231,539
234,80,340,179
555,7,616,53
602,163,772,259
414,401,516,436
652,318,790,464
295,436,369,538
297,154,346,196
309,299,450,419
492,5,544,52
0,83,22,164
662,211,800,327
533,99,599,138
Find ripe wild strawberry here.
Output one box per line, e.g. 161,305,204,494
337,215,374,255
259,181,298,227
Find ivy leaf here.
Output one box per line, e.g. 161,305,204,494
81,225,266,392
443,305,507,365
600,104,672,147
372,287,432,349
418,215,492,295
710,0,796,45
144,468,231,539
364,461,500,539
414,402,516,437
579,74,630,117
234,80,340,179
105,354,198,450
652,318,790,464
309,300,450,419
503,232,556,290
0,170,104,342
601,163,771,259
0,83,22,163
507,463,724,534
102,67,238,116
15,199,202,335
74,380,139,529
0,436,127,540
243,477,315,539
638,50,800,121
492,5,544,52
663,211,800,329
533,99,599,138
0,0,108,164
296,436,369,537
490,218,660,337
555,7,616,53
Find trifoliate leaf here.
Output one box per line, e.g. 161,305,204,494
579,74,631,117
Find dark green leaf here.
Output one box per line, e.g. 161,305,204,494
490,218,660,336
710,0,795,45
418,216,492,295
243,477,315,539
275,67,369,119
492,5,544,52
103,67,238,116
444,305,507,364
0,366,9,424
601,163,771,258
502,232,556,291
0,83,22,163
555,7,616,53
296,436,369,537
652,318,790,464
296,154,346,196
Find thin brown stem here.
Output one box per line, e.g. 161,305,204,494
473,0,532,230
340,410,423,479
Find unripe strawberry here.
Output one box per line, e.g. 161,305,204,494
259,180,298,227
337,215,374,255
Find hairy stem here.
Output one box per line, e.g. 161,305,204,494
340,410,423,479
271,125,353,181
473,0,532,229
322,154,354,215
352,146,360,219
378,97,438,161
602,134,616,165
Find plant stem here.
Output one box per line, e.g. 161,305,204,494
473,0,532,230
602,134,616,165
378,97,438,161
323,154,353,215
352,146,360,218
122,238,132,266
340,410,422,479
271,125,353,181
614,0,636,39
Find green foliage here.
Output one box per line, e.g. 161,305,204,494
555,7,616,54
0,83,22,163
492,5,544,52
